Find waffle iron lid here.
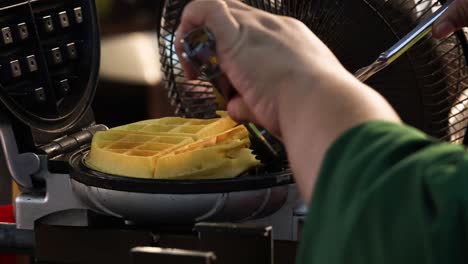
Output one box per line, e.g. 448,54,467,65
0,0,99,131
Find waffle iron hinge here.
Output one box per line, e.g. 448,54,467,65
38,124,108,159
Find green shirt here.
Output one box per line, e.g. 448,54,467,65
297,121,468,264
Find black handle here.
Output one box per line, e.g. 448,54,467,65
0,223,34,254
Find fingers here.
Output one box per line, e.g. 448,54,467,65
215,75,238,100
223,0,253,11
175,0,241,58
227,96,258,124
175,0,245,81
433,0,468,39
176,42,197,80
173,0,262,126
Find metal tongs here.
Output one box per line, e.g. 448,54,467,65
181,28,283,167
355,0,453,81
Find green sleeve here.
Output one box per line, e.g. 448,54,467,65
297,121,468,264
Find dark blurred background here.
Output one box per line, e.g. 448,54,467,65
93,0,175,128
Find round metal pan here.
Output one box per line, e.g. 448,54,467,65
70,151,293,194
68,151,294,224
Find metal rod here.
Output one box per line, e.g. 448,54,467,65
355,0,453,82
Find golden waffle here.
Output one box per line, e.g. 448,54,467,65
87,130,194,178
87,112,259,179
154,126,260,180
111,111,236,140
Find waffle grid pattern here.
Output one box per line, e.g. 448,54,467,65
93,130,193,158
86,113,260,179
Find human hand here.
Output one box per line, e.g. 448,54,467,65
175,0,348,138
433,0,468,39
176,0,400,202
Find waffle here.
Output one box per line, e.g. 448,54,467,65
87,130,194,178
154,126,260,179
111,111,236,140
86,112,259,179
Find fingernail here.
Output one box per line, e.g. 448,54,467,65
433,21,455,39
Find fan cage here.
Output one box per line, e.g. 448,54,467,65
157,0,468,144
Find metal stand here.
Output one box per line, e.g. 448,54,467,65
33,211,294,264
131,247,216,264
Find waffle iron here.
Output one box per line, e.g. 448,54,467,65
1,0,300,241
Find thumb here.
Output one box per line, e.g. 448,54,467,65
433,0,468,39
227,96,259,124
175,0,240,79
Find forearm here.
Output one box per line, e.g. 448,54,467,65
279,68,401,203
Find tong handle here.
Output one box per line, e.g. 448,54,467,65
381,0,453,63
355,0,453,82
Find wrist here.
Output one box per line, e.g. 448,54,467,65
276,65,400,202
276,64,351,139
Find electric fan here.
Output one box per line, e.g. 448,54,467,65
157,0,468,144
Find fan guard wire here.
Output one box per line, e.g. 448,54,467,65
157,0,468,144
